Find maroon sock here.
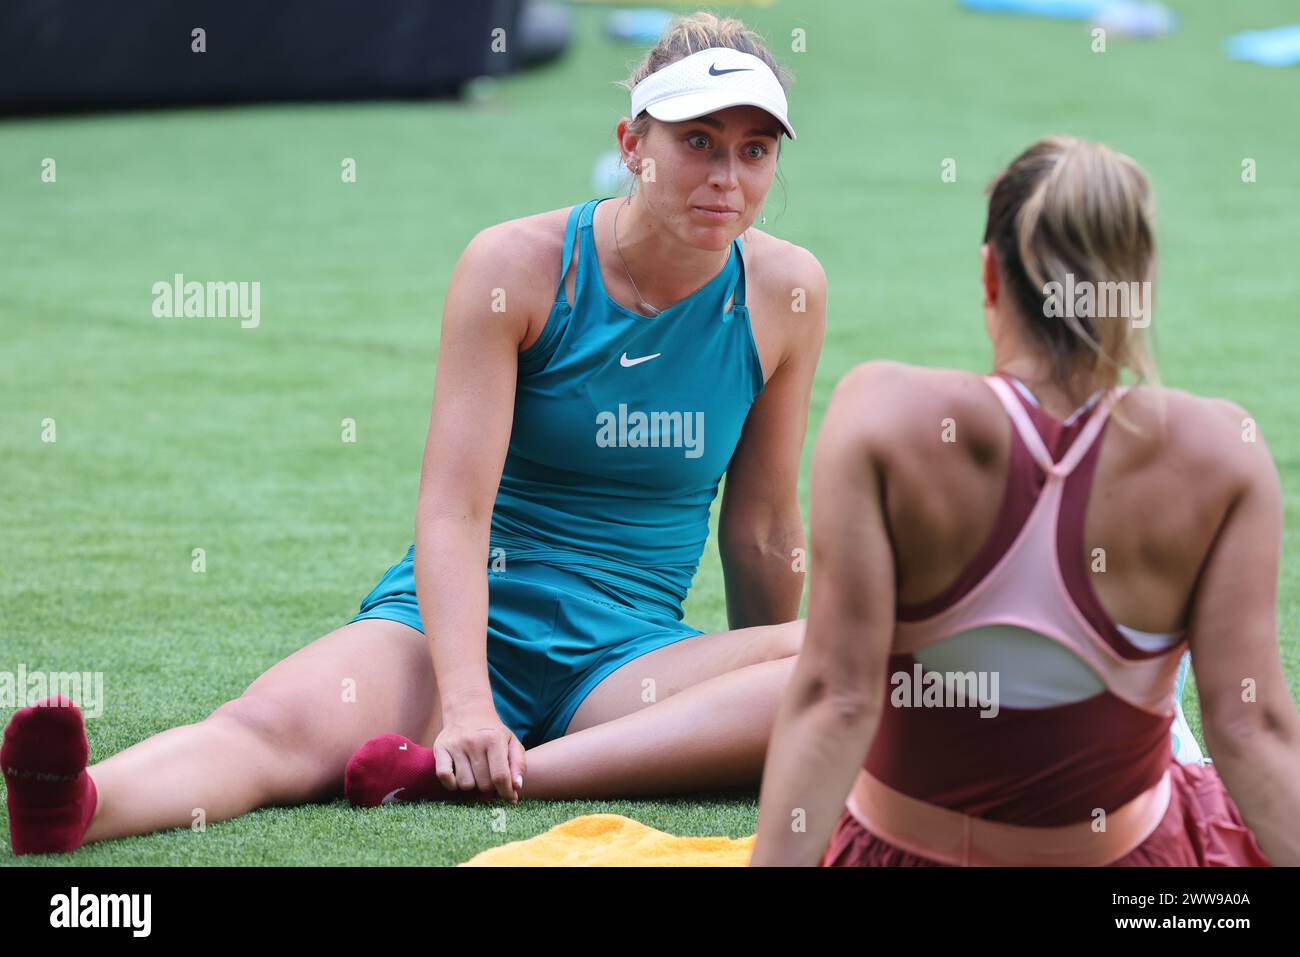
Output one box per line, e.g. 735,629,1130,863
3,695,98,855
344,733,506,807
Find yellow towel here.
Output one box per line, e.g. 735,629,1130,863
460,813,755,867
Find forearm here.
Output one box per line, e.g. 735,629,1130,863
750,663,880,865
719,521,806,629
413,513,493,715
1205,722,1300,865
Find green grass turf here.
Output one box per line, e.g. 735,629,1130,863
2,0,1298,865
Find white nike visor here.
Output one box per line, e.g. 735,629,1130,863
629,46,796,141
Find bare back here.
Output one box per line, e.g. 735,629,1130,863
872,365,1253,635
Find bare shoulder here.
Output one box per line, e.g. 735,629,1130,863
742,229,827,370
825,363,997,452
465,205,574,295
447,205,576,351
743,228,827,307
1115,385,1278,491
833,363,997,427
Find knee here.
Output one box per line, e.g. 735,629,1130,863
208,694,311,756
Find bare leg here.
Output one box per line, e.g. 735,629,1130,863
522,620,803,799
82,618,440,844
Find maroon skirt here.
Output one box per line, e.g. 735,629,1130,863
820,762,1270,867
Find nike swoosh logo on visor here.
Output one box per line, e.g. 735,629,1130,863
620,352,661,367
709,64,753,76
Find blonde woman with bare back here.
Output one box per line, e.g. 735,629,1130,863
753,136,1298,867
4,13,827,855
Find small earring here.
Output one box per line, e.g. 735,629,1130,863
761,213,767,225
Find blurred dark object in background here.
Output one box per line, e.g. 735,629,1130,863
0,0,573,116
517,0,573,70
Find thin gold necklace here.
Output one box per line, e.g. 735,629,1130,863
612,196,729,318
613,197,662,316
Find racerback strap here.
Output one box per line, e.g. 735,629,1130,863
984,375,1128,480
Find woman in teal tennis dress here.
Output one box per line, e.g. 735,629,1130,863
351,192,769,750
339,30,827,806
1,15,828,856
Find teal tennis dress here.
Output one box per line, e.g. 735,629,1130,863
351,197,766,748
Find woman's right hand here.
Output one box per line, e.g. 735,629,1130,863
412,222,542,807
433,703,525,803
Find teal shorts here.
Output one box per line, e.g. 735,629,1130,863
349,546,704,748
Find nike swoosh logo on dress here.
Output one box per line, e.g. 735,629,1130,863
620,352,662,367
381,787,406,804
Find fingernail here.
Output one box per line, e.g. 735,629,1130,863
514,774,523,790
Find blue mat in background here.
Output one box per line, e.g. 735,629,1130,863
959,0,1111,17
1224,25,1300,67
960,0,1177,37
605,9,674,45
